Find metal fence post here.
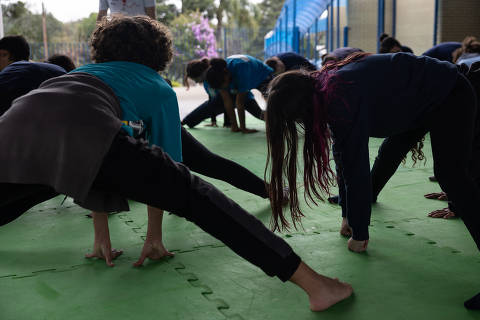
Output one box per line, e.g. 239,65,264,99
326,4,330,52
433,0,439,46
223,27,227,58
293,0,297,53
279,18,283,54
307,28,311,59
392,0,396,37
336,0,340,49
330,0,333,50
377,0,385,52
285,6,289,52
314,18,318,64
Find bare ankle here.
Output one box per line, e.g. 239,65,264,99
289,261,353,311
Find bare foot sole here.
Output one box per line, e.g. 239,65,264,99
424,191,448,201
309,276,353,311
428,207,456,219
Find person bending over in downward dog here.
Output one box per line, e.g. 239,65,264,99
0,16,352,311
264,52,480,309
181,57,265,128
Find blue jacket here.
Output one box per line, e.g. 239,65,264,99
327,53,458,240
0,61,65,115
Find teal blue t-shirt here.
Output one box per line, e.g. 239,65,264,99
72,61,182,162
203,81,254,99
226,55,273,93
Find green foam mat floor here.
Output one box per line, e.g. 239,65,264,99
1,117,479,319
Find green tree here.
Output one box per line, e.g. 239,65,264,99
2,1,28,19
75,12,97,42
181,0,215,19
156,0,179,26
4,11,63,44
257,0,284,30
240,0,282,58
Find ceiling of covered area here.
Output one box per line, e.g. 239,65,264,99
277,0,330,35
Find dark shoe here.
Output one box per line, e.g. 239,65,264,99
465,292,480,310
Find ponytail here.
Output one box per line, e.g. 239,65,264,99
184,58,210,89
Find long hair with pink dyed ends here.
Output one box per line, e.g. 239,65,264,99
265,51,371,231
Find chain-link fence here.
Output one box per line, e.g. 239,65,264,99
30,42,92,66
165,26,269,82
29,27,268,83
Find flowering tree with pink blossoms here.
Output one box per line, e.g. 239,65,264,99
191,15,218,58
170,12,217,60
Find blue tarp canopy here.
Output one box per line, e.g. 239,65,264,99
265,0,346,58
280,0,330,35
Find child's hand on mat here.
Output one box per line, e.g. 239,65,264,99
340,218,352,237
86,211,123,267
428,207,456,219
424,192,448,201
133,239,174,267
134,207,174,266
348,238,368,252
85,241,123,267
205,122,218,127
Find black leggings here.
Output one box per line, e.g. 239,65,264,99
91,133,300,280
370,127,428,202
428,74,480,249
0,133,299,281
181,128,268,198
0,183,58,226
369,66,480,202
182,94,264,128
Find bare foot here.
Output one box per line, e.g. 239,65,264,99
241,128,258,134
428,207,456,219
424,192,448,201
309,276,353,311
340,218,352,237
289,262,353,311
348,238,368,252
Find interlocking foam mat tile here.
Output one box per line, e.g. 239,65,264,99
0,202,143,278
0,260,224,320
171,228,480,320
1,116,480,319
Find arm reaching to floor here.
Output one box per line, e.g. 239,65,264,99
85,211,123,266
219,89,240,132
236,92,258,133
134,206,174,267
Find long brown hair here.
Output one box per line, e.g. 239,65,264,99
265,52,371,231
